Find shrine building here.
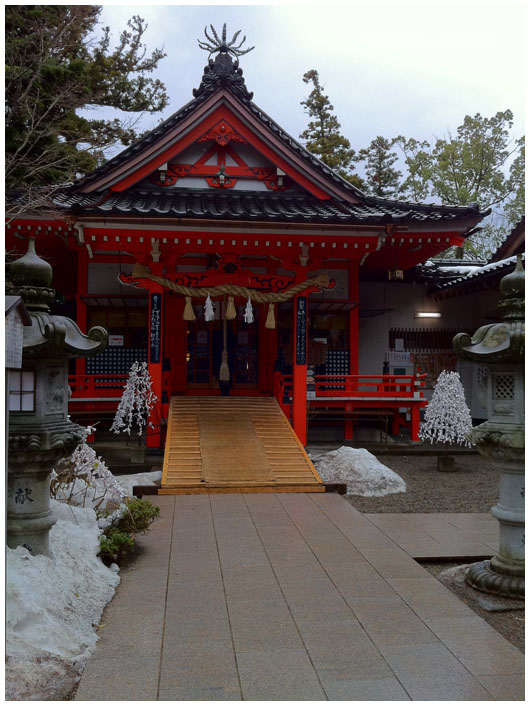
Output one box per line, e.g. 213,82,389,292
6,32,488,484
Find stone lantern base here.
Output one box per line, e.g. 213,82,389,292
466,559,524,599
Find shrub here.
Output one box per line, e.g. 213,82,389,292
99,528,134,562
115,498,160,535
98,498,160,564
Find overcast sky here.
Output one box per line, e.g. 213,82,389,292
97,1,525,157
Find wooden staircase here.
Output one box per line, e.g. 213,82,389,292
159,396,324,494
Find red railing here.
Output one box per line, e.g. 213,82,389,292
312,373,426,398
273,371,426,403
69,374,128,398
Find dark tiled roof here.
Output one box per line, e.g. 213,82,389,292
68,54,363,197
432,253,525,292
57,189,485,225
63,52,487,230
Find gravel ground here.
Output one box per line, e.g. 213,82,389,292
345,451,499,514
339,449,524,654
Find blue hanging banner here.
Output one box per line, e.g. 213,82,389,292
149,293,162,363
295,296,307,366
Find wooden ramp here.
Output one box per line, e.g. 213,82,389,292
160,397,324,494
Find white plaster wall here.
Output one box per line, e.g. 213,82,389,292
358,280,500,376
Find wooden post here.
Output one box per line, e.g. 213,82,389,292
259,303,277,394
292,295,308,446
147,284,163,448
75,248,89,378
349,262,359,375
345,263,359,441
410,405,420,443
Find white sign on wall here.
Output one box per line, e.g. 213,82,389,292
109,335,124,347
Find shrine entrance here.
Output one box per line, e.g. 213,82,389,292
185,299,259,390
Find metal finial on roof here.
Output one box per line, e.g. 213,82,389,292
198,23,255,59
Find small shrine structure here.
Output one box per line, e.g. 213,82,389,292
5,26,488,450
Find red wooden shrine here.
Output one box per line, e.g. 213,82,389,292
6,39,486,448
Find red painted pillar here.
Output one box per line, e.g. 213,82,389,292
410,405,420,443
349,262,359,375
76,247,89,378
259,303,277,394
292,295,308,446
345,263,359,442
147,284,163,448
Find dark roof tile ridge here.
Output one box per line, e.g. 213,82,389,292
363,193,488,216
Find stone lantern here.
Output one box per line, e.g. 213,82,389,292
453,254,524,598
6,238,107,556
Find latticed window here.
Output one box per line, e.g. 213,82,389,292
493,374,515,400
9,370,35,411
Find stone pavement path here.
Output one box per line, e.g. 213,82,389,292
365,512,499,559
75,494,524,701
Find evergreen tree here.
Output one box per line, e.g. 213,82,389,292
395,111,525,259
358,136,402,198
300,70,363,188
5,5,168,218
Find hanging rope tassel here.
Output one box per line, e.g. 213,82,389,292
219,314,230,382
244,296,254,323
225,295,236,319
204,293,214,322
183,296,196,321
265,302,276,329
219,351,230,382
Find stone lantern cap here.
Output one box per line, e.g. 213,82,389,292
6,238,107,359
453,254,524,364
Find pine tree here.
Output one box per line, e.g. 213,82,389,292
5,5,168,218
420,371,473,447
358,136,403,198
300,70,363,188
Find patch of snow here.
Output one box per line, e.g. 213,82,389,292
6,499,120,701
116,470,161,497
313,446,406,497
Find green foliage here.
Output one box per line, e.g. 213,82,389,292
98,498,160,563
394,137,432,202
5,5,168,217
99,528,134,562
358,137,402,198
429,111,518,209
395,111,524,259
504,137,525,228
114,498,161,535
300,70,363,188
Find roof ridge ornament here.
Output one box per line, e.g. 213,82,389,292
198,23,255,59
193,23,254,102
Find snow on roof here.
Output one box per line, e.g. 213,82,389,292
436,253,525,290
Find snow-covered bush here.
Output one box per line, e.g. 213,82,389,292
51,427,127,511
420,371,473,447
111,361,158,438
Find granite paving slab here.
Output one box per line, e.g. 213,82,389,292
365,512,499,558
75,493,522,701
